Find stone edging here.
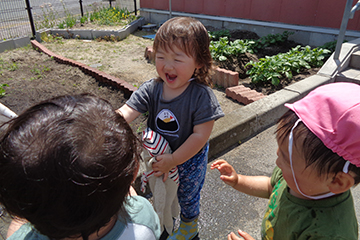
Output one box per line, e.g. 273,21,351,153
0,37,31,53
31,40,137,98
35,17,145,42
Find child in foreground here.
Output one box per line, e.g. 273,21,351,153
212,82,360,239
118,17,224,239
0,94,161,240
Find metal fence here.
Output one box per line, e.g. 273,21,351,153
0,0,139,41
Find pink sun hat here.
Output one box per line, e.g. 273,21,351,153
285,82,360,167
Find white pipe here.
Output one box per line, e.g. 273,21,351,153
0,103,17,119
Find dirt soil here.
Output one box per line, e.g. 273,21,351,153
0,28,319,133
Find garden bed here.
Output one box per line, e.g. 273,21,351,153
0,27,327,135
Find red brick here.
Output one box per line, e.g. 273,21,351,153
212,67,239,88
226,85,265,105
228,71,239,87
212,67,221,86
32,40,138,99
145,46,155,62
218,68,227,88
223,69,232,88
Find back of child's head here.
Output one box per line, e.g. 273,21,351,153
0,94,140,239
153,17,213,86
276,82,360,184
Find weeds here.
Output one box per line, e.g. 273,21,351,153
34,3,58,29
35,1,136,31
41,33,64,43
89,6,136,26
31,65,51,79
0,84,9,97
7,63,18,71
0,59,19,71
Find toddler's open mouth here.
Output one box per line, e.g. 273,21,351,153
166,73,177,82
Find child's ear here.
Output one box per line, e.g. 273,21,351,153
328,172,355,194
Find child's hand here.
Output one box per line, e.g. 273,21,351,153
152,154,174,181
211,159,239,188
228,230,255,240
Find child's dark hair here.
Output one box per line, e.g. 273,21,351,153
0,94,140,239
276,110,360,184
153,17,213,86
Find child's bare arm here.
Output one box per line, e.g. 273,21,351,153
211,159,273,199
116,104,141,123
228,230,255,240
7,218,28,238
153,120,214,174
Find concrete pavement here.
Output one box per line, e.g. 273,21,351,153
200,124,278,239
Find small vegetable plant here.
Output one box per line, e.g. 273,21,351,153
0,84,9,97
209,31,294,62
252,31,294,51
246,46,330,86
208,29,231,41
210,37,256,62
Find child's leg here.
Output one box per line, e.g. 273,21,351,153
167,144,208,240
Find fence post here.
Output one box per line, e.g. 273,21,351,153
79,0,84,17
24,0,36,39
169,0,172,19
334,0,353,61
134,0,137,15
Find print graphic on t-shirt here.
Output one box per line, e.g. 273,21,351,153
156,109,179,134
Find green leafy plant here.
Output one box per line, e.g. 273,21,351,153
41,33,64,43
57,2,77,29
31,65,50,79
89,6,135,26
42,65,51,72
208,29,231,41
7,62,18,71
246,45,330,86
210,37,256,61
0,58,18,72
34,3,58,29
0,84,9,97
252,31,294,51
319,40,347,58
80,13,89,24
210,31,293,62
210,37,232,61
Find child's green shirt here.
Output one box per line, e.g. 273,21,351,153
261,166,358,240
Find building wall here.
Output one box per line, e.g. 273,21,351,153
140,0,360,31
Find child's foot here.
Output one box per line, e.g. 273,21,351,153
167,217,198,240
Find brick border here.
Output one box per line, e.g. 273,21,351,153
144,46,265,105
225,85,265,105
31,40,137,98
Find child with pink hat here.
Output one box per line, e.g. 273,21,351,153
212,82,360,239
